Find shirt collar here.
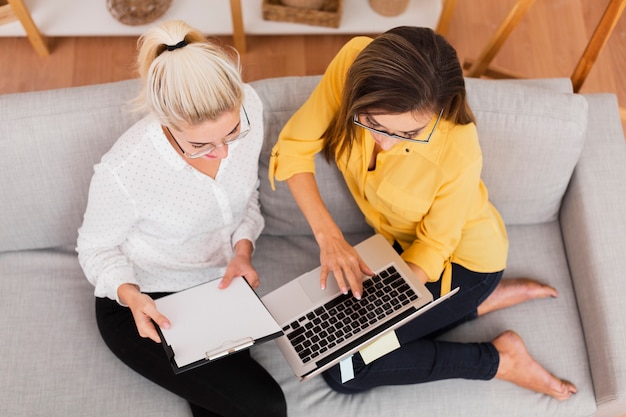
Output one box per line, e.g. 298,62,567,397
147,116,188,171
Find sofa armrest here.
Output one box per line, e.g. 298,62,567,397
560,93,626,416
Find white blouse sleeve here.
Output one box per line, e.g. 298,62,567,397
76,163,139,302
231,181,264,249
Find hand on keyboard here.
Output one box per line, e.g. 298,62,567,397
284,265,419,364
316,234,374,299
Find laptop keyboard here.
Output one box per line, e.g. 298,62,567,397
283,264,419,364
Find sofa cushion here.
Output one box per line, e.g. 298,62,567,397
251,76,371,237
0,80,142,252
0,248,189,417
249,223,596,417
465,78,588,225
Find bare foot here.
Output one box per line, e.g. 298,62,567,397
477,278,558,316
493,331,577,401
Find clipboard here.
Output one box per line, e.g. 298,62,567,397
154,277,283,374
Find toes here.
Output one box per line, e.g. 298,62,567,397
547,376,577,401
555,381,577,401
540,284,558,298
521,278,558,299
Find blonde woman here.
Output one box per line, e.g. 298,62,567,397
77,20,286,417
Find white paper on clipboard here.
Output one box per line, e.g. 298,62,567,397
154,277,283,371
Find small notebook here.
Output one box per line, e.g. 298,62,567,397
154,277,283,374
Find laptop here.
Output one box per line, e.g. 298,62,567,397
262,233,458,381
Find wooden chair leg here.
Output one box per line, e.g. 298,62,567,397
229,0,246,54
435,0,458,37
571,0,626,93
465,0,537,78
6,0,49,57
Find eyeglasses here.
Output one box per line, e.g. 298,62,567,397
353,108,444,144
166,106,251,159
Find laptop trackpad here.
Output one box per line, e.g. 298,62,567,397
298,271,342,304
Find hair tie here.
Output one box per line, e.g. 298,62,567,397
166,40,187,51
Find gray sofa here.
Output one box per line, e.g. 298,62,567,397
1,74,625,417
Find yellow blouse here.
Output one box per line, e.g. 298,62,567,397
269,36,508,295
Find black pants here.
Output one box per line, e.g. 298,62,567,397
323,263,503,393
95,295,287,417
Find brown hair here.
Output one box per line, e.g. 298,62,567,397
322,26,474,161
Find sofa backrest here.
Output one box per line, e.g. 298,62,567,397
0,80,143,252
0,76,589,252
465,78,588,225
252,76,589,236
251,76,371,237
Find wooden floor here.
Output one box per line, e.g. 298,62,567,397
1,0,624,134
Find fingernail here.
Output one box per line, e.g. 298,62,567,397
162,322,170,330
354,292,361,300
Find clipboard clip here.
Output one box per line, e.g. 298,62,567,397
205,337,255,361
163,343,175,362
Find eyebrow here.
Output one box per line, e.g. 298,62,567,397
186,121,241,146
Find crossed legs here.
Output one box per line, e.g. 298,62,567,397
323,267,577,401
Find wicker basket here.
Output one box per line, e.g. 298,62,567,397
262,0,342,28
281,0,325,9
107,0,172,26
369,0,409,17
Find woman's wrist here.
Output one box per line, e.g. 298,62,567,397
313,226,344,247
117,283,141,306
233,239,253,258
406,262,430,285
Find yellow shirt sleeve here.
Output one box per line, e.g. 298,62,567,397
268,36,374,190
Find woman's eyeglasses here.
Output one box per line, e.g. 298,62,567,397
353,108,444,144
166,106,251,159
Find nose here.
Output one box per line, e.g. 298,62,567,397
211,143,229,159
372,133,399,151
